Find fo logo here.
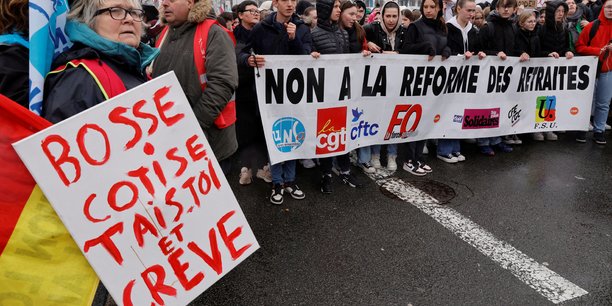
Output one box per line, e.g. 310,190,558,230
536,96,556,122
316,107,347,154
271,117,305,153
385,104,422,140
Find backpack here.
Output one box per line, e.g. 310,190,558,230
156,20,237,129
587,19,603,76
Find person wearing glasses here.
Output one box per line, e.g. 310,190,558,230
234,0,271,186
43,0,158,123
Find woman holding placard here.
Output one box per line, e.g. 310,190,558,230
43,0,159,123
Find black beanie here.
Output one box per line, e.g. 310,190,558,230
297,0,314,15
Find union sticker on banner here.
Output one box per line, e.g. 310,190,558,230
13,72,259,306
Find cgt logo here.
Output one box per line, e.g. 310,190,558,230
272,117,305,153
385,104,422,140
316,107,347,154
462,108,500,129
350,108,379,140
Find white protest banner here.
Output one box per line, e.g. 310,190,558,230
13,72,259,306
255,54,597,164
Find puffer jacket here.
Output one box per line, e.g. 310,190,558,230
479,11,517,55
0,33,28,108
43,20,158,123
153,0,239,161
311,0,349,54
576,4,612,73
539,0,571,56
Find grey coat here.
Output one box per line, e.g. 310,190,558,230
152,0,238,161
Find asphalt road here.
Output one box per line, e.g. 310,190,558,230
98,131,611,306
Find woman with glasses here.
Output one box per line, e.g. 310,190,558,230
43,0,158,123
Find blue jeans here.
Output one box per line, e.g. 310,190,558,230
477,137,501,147
591,72,612,133
271,160,296,185
358,144,397,163
437,139,460,156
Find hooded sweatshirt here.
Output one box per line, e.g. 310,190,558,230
576,1,612,73
539,0,571,56
446,16,479,54
364,1,405,51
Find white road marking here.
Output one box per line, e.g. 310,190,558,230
365,170,588,304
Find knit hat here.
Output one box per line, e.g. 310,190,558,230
296,0,314,15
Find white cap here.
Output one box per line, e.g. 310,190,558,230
259,0,273,11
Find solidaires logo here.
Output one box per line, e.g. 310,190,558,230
271,117,305,153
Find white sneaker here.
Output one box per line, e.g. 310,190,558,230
359,162,376,173
437,154,458,163
403,161,426,176
503,135,516,145
387,155,397,171
545,131,558,141
371,154,382,168
423,144,429,154
532,132,544,141
589,123,594,131
606,124,611,130
453,152,466,162
256,164,272,183
239,167,252,185
300,159,316,169
512,134,522,145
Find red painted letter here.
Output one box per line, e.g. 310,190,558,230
153,86,184,127
76,124,111,166
141,264,177,305
217,210,252,260
84,222,124,265
187,228,223,275
41,134,81,186
168,248,204,291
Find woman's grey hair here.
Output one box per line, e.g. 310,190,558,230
68,0,142,28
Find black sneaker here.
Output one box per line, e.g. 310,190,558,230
321,174,333,194
270,184,284,205
576,131,587,143
340,172,363,188
284,182,305,200
593,132,606,145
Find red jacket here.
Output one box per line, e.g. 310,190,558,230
576,7,612,73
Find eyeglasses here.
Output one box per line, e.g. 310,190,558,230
94,7,145,21
244,9,260,14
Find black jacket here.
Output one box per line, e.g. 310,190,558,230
539,0,571,56
400,18,451,57
514,27,541,57
364,21,407,51
241,12,312,57
312,0,349,54
43,43,147,123
479,12,517,55
0,44,28,109
346,27,364,53
446,21,480,54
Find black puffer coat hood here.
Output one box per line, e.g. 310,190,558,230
545,0,569,31
317,0,335,27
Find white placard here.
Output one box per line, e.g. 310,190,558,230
14,72,259,306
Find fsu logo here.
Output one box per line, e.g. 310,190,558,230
536,96,556,122
316,107,347,154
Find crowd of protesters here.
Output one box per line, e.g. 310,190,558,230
0,0,610,206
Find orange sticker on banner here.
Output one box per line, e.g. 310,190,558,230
570,107,579,115
434,114,440,123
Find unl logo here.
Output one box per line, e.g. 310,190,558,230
536,96,556,122
384,104,422,140
316,107,347,154
271,117,305,153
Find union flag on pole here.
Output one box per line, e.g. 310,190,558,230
0,95,98,305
